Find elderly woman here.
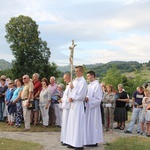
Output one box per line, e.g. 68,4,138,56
11,78,24,127
52,83,64,127
39,78,51,127
114,84,129,130
102,84,116,132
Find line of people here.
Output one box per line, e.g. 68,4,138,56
101,82,150,137
1,66,149,149
101,83,130,132
0,66,104,150
0,74,64,130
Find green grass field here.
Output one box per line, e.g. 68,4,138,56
105,136,150,150
0,138,42,150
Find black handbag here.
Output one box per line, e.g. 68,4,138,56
27,100,35,110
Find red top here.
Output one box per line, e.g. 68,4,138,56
33,80,42,98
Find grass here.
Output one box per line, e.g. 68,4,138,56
123,66,150,80
0,138,42,150
105,136,150,150
0,122,61,132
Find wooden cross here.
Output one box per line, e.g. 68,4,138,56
69,40,77,82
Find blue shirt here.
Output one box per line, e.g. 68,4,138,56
132,91,145,105
5,88,15,102
52,90,64,104
11,87,23,101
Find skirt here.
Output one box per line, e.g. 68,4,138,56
114,107,127,122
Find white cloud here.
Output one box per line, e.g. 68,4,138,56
0,0,150,66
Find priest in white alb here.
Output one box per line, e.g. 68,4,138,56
65,66,87,150
84,70,103,147
60,72,71,145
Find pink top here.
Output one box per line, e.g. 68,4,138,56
48,83,57,96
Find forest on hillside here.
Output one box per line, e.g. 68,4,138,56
1,59,150,80
58,61,150,77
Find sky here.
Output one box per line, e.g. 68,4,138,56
0,0,150,66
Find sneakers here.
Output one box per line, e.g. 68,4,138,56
124,130,132,134
140,132,146,136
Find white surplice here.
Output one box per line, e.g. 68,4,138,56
84,80,103,145
65,76,87,148
60,83,71,143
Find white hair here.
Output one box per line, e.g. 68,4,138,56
58,83,64,89
33,73,40,78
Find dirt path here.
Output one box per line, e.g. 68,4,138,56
0,130,135,150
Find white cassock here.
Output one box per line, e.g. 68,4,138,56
66,76,87,148
84,80,103,145
60,83,71,143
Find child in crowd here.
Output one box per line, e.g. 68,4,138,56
140,89,150,136
145,90,150,137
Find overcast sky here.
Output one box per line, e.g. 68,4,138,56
0,0,150,66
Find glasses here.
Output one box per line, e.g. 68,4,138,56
23,78,26,80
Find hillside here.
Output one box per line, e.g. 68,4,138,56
58,61,141,73
0,59,12,70
1,60,150,81
91,61,142,76
123,65,150,80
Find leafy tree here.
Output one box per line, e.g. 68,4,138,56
146,61,150,67
126,71,147,97
102,65,122,90
0,69,14,79
5,15,59,79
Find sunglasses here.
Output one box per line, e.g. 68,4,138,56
23,78,27,80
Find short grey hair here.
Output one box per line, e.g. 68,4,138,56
33,73,40,78
58,83,64,90
50,76,55,80
118,84,123,88
23,75,29,79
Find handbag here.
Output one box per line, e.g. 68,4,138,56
27,100,35,110
126,103,130,111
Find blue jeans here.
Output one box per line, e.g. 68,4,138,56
0,102,5,121
127,107,142,132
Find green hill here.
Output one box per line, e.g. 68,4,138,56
0,59,12,70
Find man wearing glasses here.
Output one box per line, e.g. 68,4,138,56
21,75,34,131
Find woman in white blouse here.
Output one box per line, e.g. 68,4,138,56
39,78,51,127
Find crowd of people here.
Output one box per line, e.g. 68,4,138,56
0,65,150,149
101,82,150,137
0,66,103,149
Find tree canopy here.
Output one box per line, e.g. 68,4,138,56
5,15,60,79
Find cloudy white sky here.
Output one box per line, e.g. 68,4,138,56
0,0,150,66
